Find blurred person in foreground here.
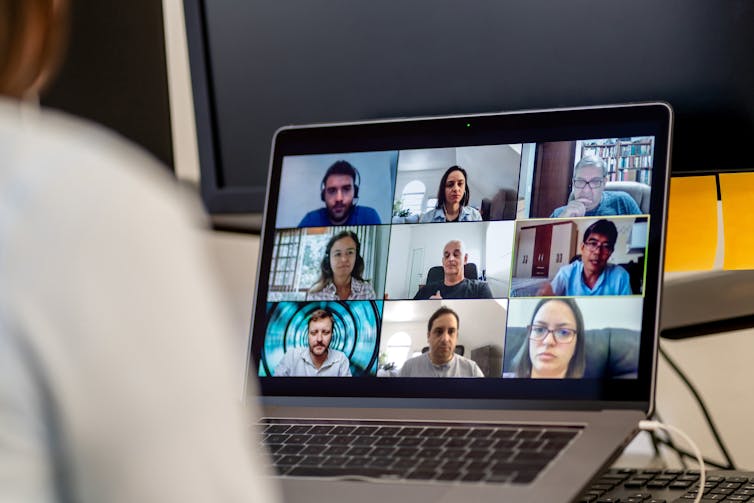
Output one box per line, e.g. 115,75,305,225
0,1,279,502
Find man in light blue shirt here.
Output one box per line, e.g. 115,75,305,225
538,219,633,297
274,309,352,376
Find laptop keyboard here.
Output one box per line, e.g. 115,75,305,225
578,468,754,502
259,418,581,484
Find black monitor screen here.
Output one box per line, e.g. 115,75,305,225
184,0,754,215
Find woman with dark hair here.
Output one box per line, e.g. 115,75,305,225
512,298,586,378
307,230,376,300
420,165,482,223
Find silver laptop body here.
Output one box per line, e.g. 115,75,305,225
246,103,673,502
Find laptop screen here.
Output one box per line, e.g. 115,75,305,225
248,104,671,406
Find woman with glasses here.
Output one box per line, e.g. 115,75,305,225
550,155,642,218
511,298,586,378
420,165,483,222
307,230,376,300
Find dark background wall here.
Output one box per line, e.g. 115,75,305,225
41,0,173,170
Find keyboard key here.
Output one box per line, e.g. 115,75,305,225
394,447,416,458
491,429,518,439
265,434,288,444
375,427,400,436
516,429,543,439
353,426,377,435
278,444,304,455
264,425,291,434
351,435,377,446
416,447,442,459
321,456,348,467
331,426,357,435
393,458,419,469
328,435,355,446
278,455,303,466
445,428,469,437
287,425,312,434
300,456,324,466
322,446,348,456
346,446,372,457
422,437,447,447
468,429,493,438
398,427,424,436
287,434,310,445
309,425,334,435
287,466,403,479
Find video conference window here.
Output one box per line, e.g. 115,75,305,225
259,301,382,377
267,226,389,302
275,151,398,229
378,299,508,378
392,145,522,223
510,216,648,297
257,135,656,383
384,221,515,300
519,137,654,219
502,297,642,379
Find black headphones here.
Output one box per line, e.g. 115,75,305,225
320,160,361,202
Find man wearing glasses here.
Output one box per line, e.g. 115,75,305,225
537,219,632,296
550,156,641,218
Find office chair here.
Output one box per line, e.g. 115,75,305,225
425,263,479,284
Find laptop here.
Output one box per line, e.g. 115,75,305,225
245,103,673,502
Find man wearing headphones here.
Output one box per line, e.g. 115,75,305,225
299,160,382,226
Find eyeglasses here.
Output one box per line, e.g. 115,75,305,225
583,239,613,253
528,325,577,344
572,178,604,189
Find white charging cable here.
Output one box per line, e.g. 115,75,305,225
639,420,706,503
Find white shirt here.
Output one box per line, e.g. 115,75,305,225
398,353,484,377
0,100,280,503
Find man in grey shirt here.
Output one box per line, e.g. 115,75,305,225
274,309,352,376
399,306,484,377
413,240,493,300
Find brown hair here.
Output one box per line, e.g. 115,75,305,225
0,0,69,98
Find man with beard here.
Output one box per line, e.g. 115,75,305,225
399,306,484,377
274,309,352,376
298,160,382,226
538,219,633,296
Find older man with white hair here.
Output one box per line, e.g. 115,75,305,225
550,155,642,218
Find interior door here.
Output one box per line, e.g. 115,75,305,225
532,224,552,277
408,248,424,297
516,227,536,278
